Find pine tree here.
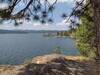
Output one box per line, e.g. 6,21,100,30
75,1,95,57
90,0,100,60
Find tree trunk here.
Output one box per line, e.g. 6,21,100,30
91,0,100,60
91,0,100,74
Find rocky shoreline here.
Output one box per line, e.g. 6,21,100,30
0,54,96,75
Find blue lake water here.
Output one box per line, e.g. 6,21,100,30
0,32,79,65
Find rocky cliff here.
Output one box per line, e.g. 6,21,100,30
0,54,96,75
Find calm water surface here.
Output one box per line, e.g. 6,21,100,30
0,32,79,65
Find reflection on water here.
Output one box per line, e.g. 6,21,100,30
0,31,79,65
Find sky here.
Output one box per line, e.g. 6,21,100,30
0,0,77,30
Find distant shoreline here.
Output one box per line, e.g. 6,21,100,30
0,29,68,34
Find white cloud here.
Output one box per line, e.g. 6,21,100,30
57,18,71,26
53,0,82,3
0,0,78,31
45,0,85,6
0,3,9,9
0,20,70,31
40,0,74,4
53,0,73,3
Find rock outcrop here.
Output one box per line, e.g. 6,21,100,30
0,54,96,75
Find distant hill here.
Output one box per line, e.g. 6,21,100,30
0,30,28,34
0,29,67,34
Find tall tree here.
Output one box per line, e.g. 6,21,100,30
70,0,100,60
90,0,100,60
75,3,95,57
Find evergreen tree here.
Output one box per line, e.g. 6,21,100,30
75,1,96,57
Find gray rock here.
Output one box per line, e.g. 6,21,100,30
0,54,96,75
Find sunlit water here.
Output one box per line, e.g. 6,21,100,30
0,32,79,65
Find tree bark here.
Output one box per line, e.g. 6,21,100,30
91,0,100,60
91,0,100,74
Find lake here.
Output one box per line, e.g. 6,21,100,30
0,31,79,65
